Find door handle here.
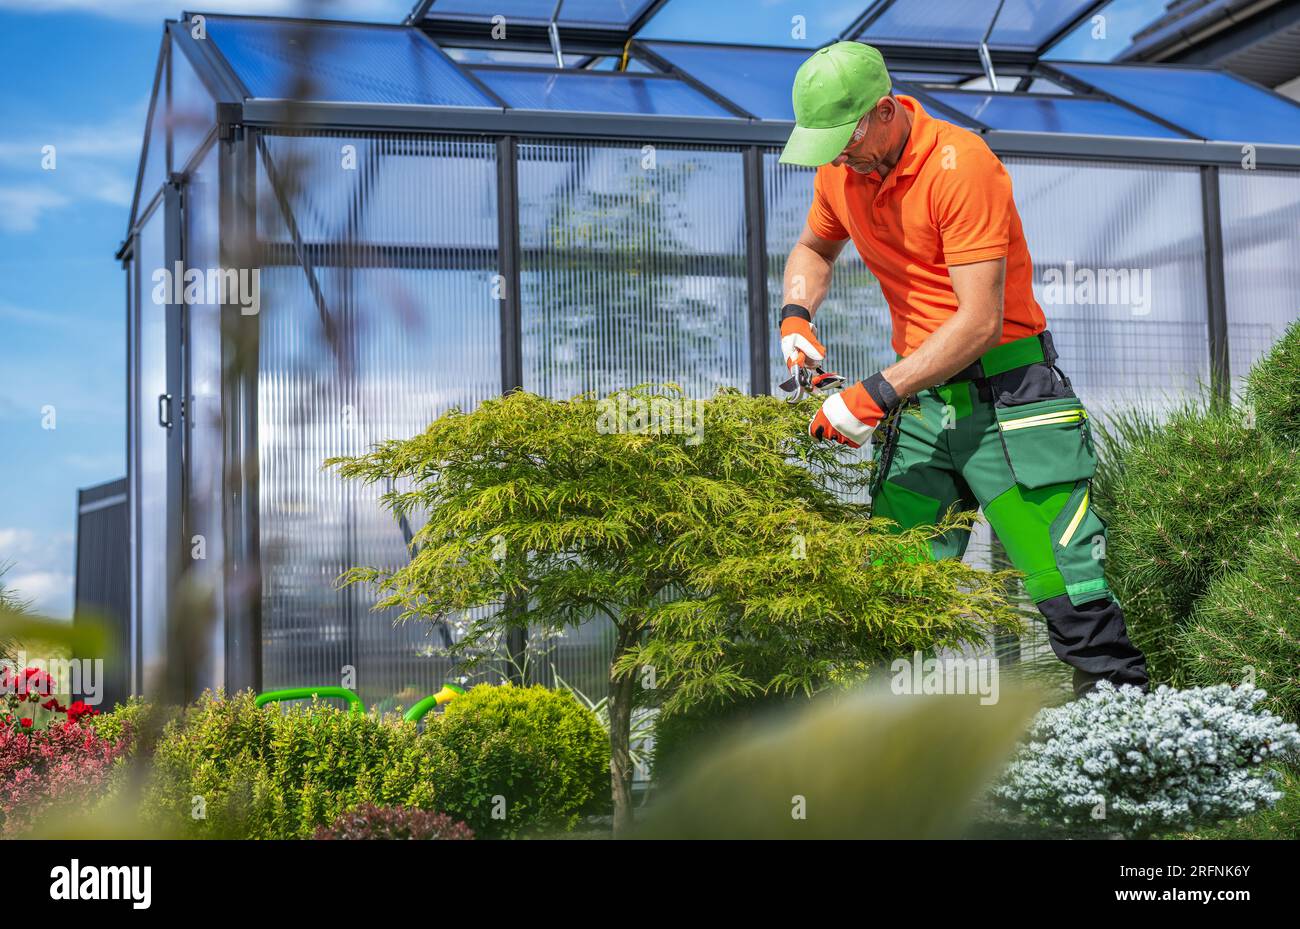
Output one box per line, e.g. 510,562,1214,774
158,393,173,429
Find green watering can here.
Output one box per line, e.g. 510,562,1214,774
254,683,465,721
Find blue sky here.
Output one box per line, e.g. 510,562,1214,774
0,0,1161,618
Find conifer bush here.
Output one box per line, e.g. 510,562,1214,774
1245,318,1300,447
1179,526,1300,723
994,683,1300,838
1095,404,1300,682
330,385,1019,833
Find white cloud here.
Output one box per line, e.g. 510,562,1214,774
0,187,70,234
0,528,76,620
0,0,413,23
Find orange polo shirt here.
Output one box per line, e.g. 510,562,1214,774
806,95,1045,357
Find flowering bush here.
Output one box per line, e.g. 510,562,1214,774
0,719,129,832
993,683,1300,837
1,665,101,731
313,803,474,840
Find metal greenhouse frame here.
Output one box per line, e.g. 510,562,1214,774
117,5,1300,700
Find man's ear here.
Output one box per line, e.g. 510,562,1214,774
876,96,898,122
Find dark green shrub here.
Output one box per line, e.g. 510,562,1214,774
1245,318,1300,447
313,803,474,840
1178,525,1300,722
89,698,178,759
145,691,452,839
1097,404,1300,683
430,684,609,838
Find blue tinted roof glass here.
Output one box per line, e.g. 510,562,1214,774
862,0,1099,50
470,68,737,117
926,91,1187,138
1052,63,1300,145
639,0,864,47
428,0,658,28
641,43,809,119
206,18,492,106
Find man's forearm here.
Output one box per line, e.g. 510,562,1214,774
881,306,1001,399
783,242,835,315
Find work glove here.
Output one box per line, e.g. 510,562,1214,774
809,373,900,449
779,304,826,370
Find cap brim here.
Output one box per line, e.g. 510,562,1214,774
779,120,858,167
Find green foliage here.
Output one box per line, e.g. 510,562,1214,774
1178,526,1300,722
1182,764,1300,840
431,684,609,838
89,698,178,759
329,386,1017,714
1093,402,1300,683
144,691,450,839
1245,318,1300,447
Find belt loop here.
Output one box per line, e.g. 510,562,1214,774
1039,330,1058,366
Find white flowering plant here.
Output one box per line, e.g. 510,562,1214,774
992,682,1300,838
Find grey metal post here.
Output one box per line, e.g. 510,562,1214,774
743,146,771,396
497,135,524,393
1200,165,1231,403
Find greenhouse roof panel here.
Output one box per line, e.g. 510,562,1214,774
1051,62,1300,146
205,16,495,106
468,67,738,117
925,91,1189,139
640,43,809,120
423,0,661,29
859,0,1103,51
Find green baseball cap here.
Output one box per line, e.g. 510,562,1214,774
780,42,891,167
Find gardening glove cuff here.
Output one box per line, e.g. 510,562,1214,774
779,304,826,369
808,373,899,448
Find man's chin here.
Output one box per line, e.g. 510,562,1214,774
849,163,877,175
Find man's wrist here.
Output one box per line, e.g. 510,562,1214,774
780,303,812,324
862,371,900,415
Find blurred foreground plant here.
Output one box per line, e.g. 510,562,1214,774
330,386,1019,834
634,685,1040,839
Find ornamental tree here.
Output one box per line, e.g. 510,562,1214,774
330,385,1017,835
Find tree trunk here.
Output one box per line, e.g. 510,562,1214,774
607,622,638,838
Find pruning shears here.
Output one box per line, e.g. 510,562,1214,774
779,351,846,403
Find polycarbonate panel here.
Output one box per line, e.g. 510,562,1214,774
206,17,493,106
470,68,735,116
926,91,1187,138
517,140,749,399
861,0,1099,50
1219,169,1300,390
1004,157,1209,420
428,0,658,27
1052,63,1300,145
141,77,166,206
256,134,502,707
133,202,168,695
642,43,808,120
182,142,224,692
171,42,214,174
762,151,893,397
638,0,863,47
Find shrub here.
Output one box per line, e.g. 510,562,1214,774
145,691,453,839
89,698,177,759
993,683,1300,838
1096,404,1300,682
430,684,609,838
0,721,130,832
1245,318,1300,447
1178,526,1300,723
1183,764,1300,839
331,386,1018,833
313,803,474,840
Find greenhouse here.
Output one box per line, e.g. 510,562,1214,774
115,0,1300,711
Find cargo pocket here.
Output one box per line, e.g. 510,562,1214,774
994,396,1097,490
1050,480,1112,606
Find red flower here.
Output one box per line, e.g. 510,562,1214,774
18,719,32,729
41,699,66,714
65,701,100,724
22,669,56,695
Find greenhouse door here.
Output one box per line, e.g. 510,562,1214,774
129,181,184,697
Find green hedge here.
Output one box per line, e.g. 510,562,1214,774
1246,318,1300,447
139,685,608,839
432,684,610,838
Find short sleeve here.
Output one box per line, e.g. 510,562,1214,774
932,144,1012,266
806,166,849,242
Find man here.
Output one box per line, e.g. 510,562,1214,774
779,42,1148,696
